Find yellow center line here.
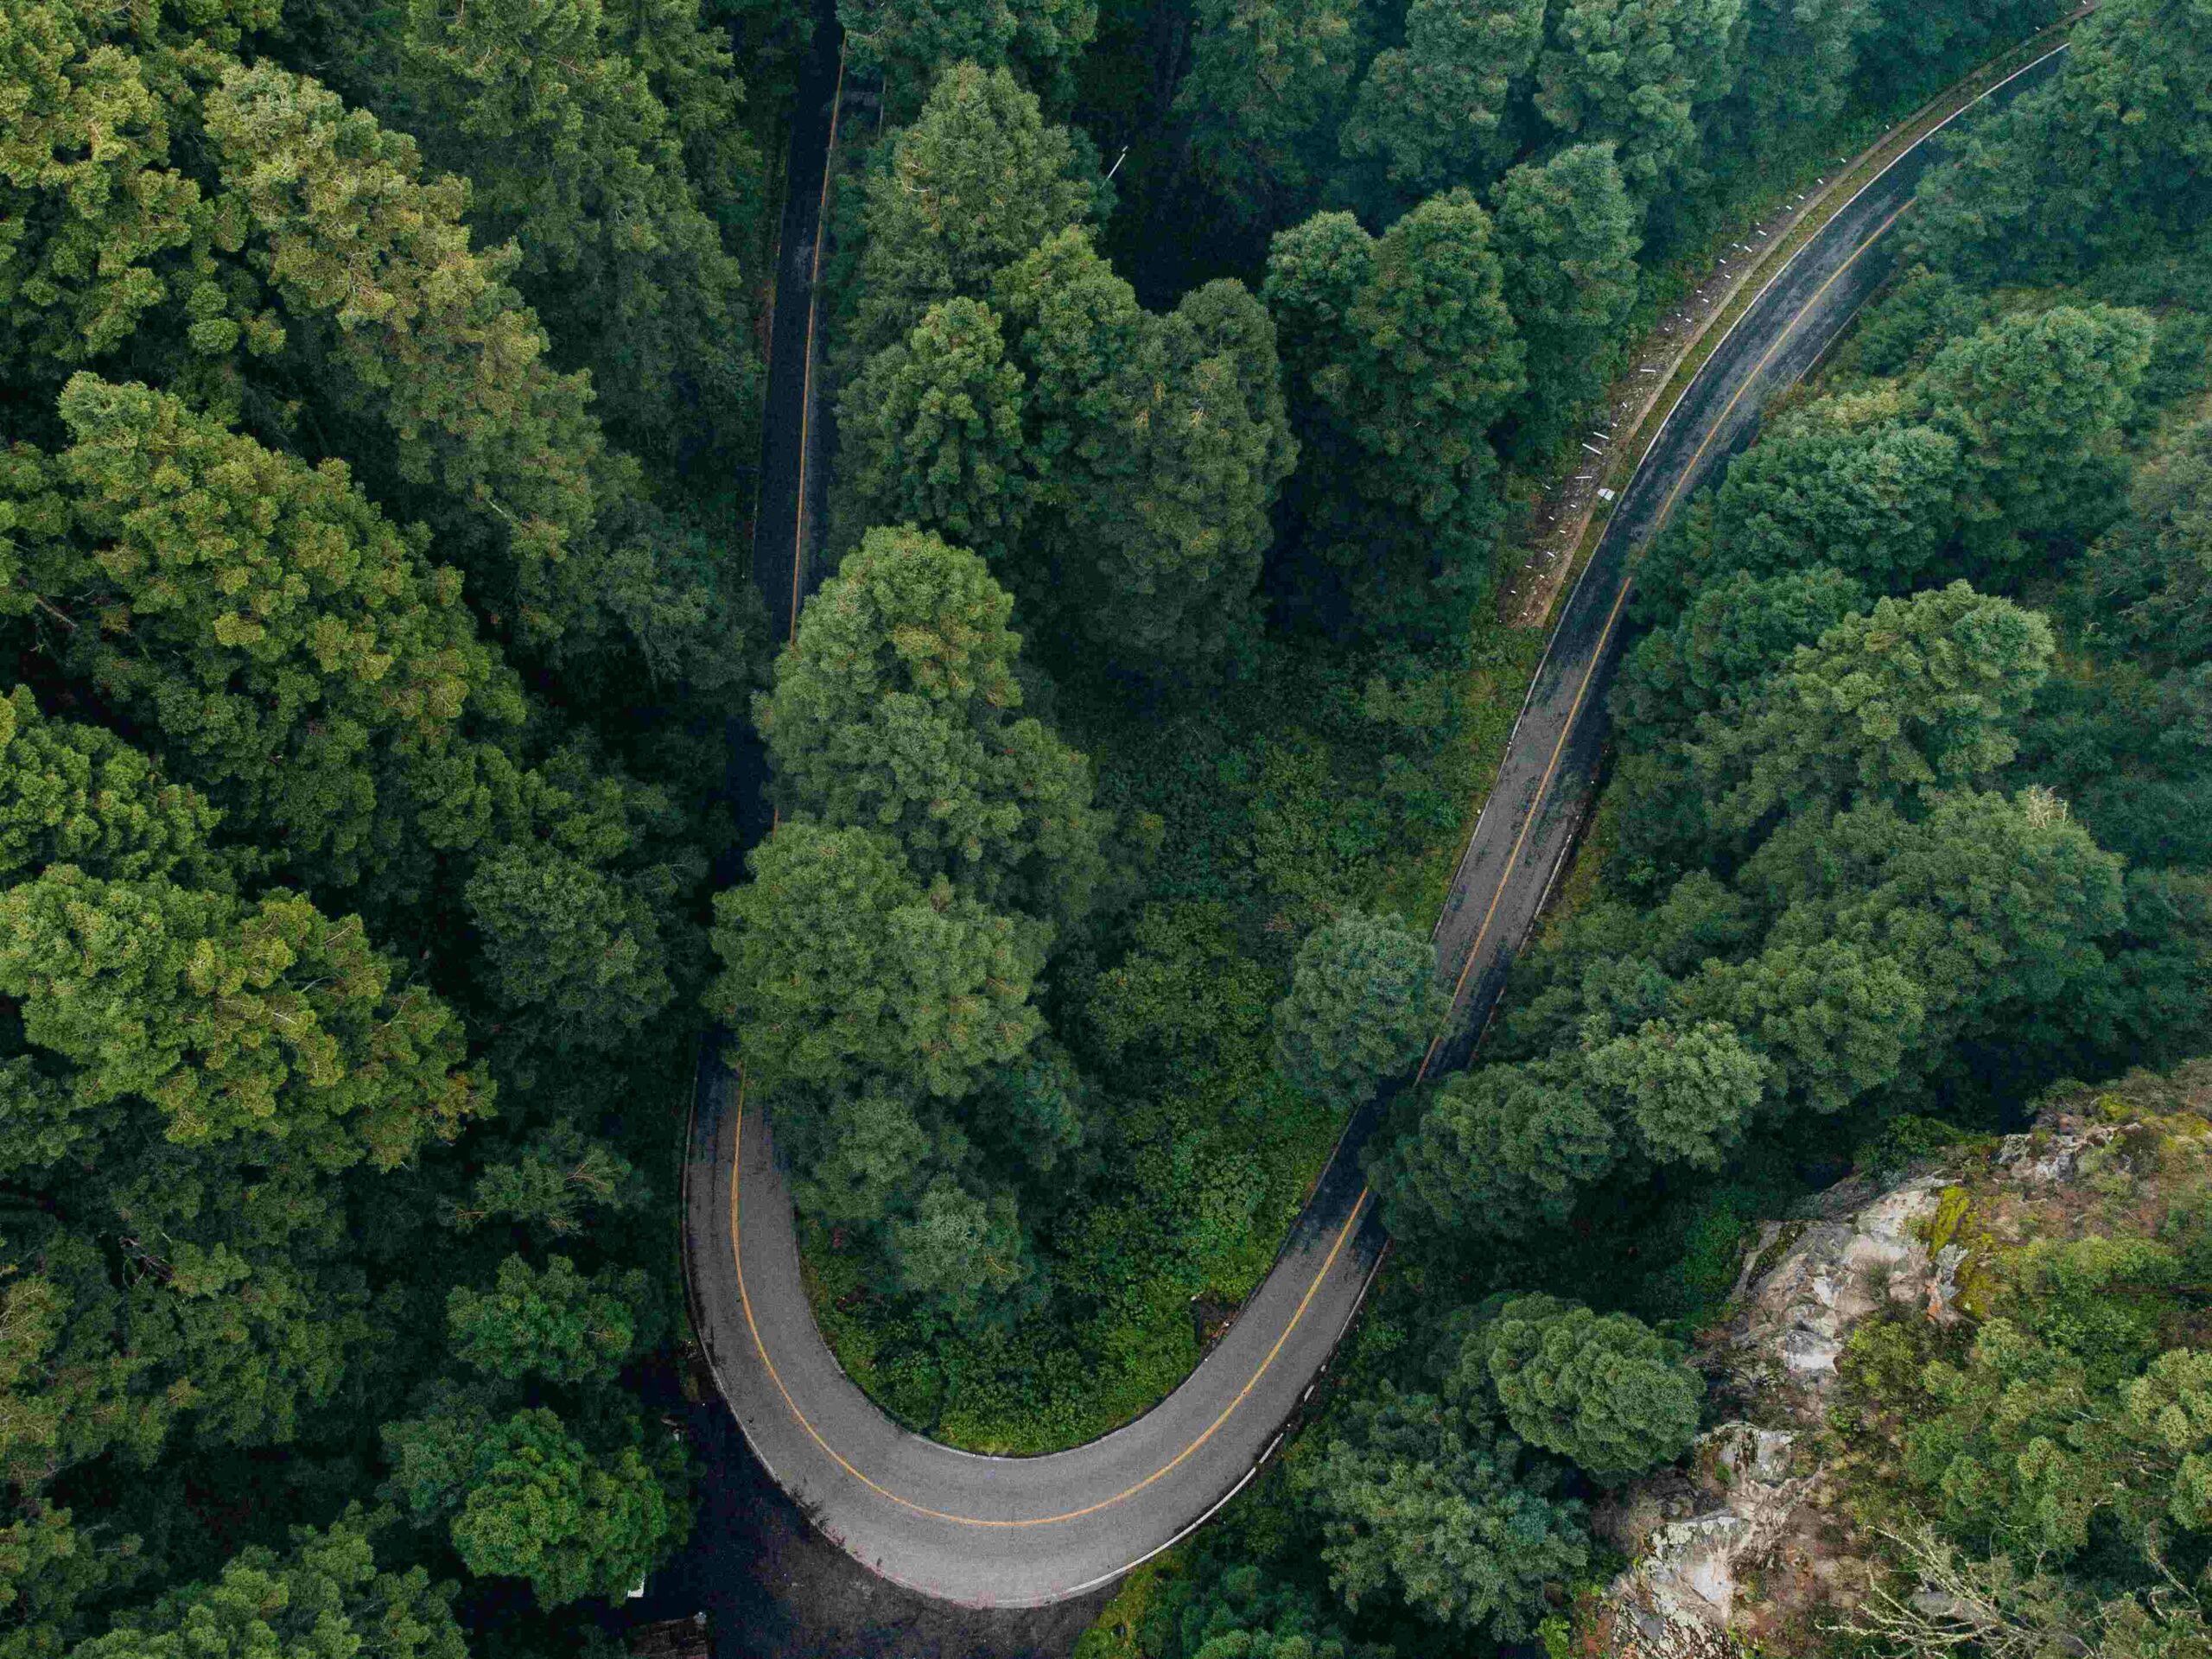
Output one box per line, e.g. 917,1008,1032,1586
1413,198,1911,1086
728,1077,1373,1525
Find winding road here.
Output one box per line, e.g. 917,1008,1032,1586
683,38,2072,1609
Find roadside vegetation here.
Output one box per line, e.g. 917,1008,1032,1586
1829,1067,2212,1659
1094,4,2212,1651
717,0,2089,1455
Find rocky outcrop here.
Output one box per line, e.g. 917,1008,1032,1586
1598,1423,1805,1642
1724,1174,1950,1395
1585,1126,2120,1658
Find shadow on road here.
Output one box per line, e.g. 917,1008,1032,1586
632,1407,1111,1658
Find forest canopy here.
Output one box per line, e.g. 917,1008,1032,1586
1,0,793,1647
10,0,2207,1649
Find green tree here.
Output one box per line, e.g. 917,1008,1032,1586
2125,1347,2212,1536
1473,1294,1705,1479
461,844,677,1052
705,819,1048,1098
1905,0,2212,280
1155,1563,1367,1659
0,865,482,1172
1081,278,1296,670
1693,582,2055,835
2108,871,2212,1066
969,1039,1088,1180
839,0,1097,115
0,1228,162,1479
1749,790,2129,1052
1272,909,1442,1109
1,17,728,1649
10,1152,380,1457
1848,264,1997,378
67,1516,465,1659
10,376,521,890
1676,938,1923,1116
1293,1385,1587,1636
1086,901,1274,1083
1726,0,1869,137
1612,567,1872,747
1379,1060,1617,1246
1656,417,1971,606
1911,305,2155,563
379,1383,504,1521
1582,1017,1765,1169
1265,193,1524,620
391,0,759,473
995,236,1296,671
0,2,215,391
0,1497,130,1659
785,1083,935,1229
885,1173,1041,1331
1484,870,1757,1057
837,298,1033,562
1533,0,1742,197
990,228,1149,493
849,63,1106,360
203,64,611,650
1340,0,1546,197
190,58,746,715
2086,418,2212,670
1173,0,1360,226
1492,143,1641,456
0,1142,368,1472
446,1408,677,1607
0,686,225,889
1857,0,2053,105
1333,189,1524,524
753,525,1107,923
447,1255,643,1385
1262,211,1374,388
2036,0,2212,247
600,0,766,243
1845,1233,2212,1573
448,1127,643,1240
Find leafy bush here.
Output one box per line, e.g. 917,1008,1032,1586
1272,910,1444,1109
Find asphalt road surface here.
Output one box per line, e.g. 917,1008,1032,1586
683,41,2071,1610
752,0,845,656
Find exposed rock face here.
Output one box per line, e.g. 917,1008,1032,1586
1586,1128,2111,1658
1726,1175,1948,1395
1599,1422,1805,1639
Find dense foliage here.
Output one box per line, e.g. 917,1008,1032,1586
10,0,2190,1644
1826,1074,2212,1656
1272,910,1443,1111
772,0,2083,1465
1089,4,2212,1653
0,0,791,1645
1378,283,2211,1261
